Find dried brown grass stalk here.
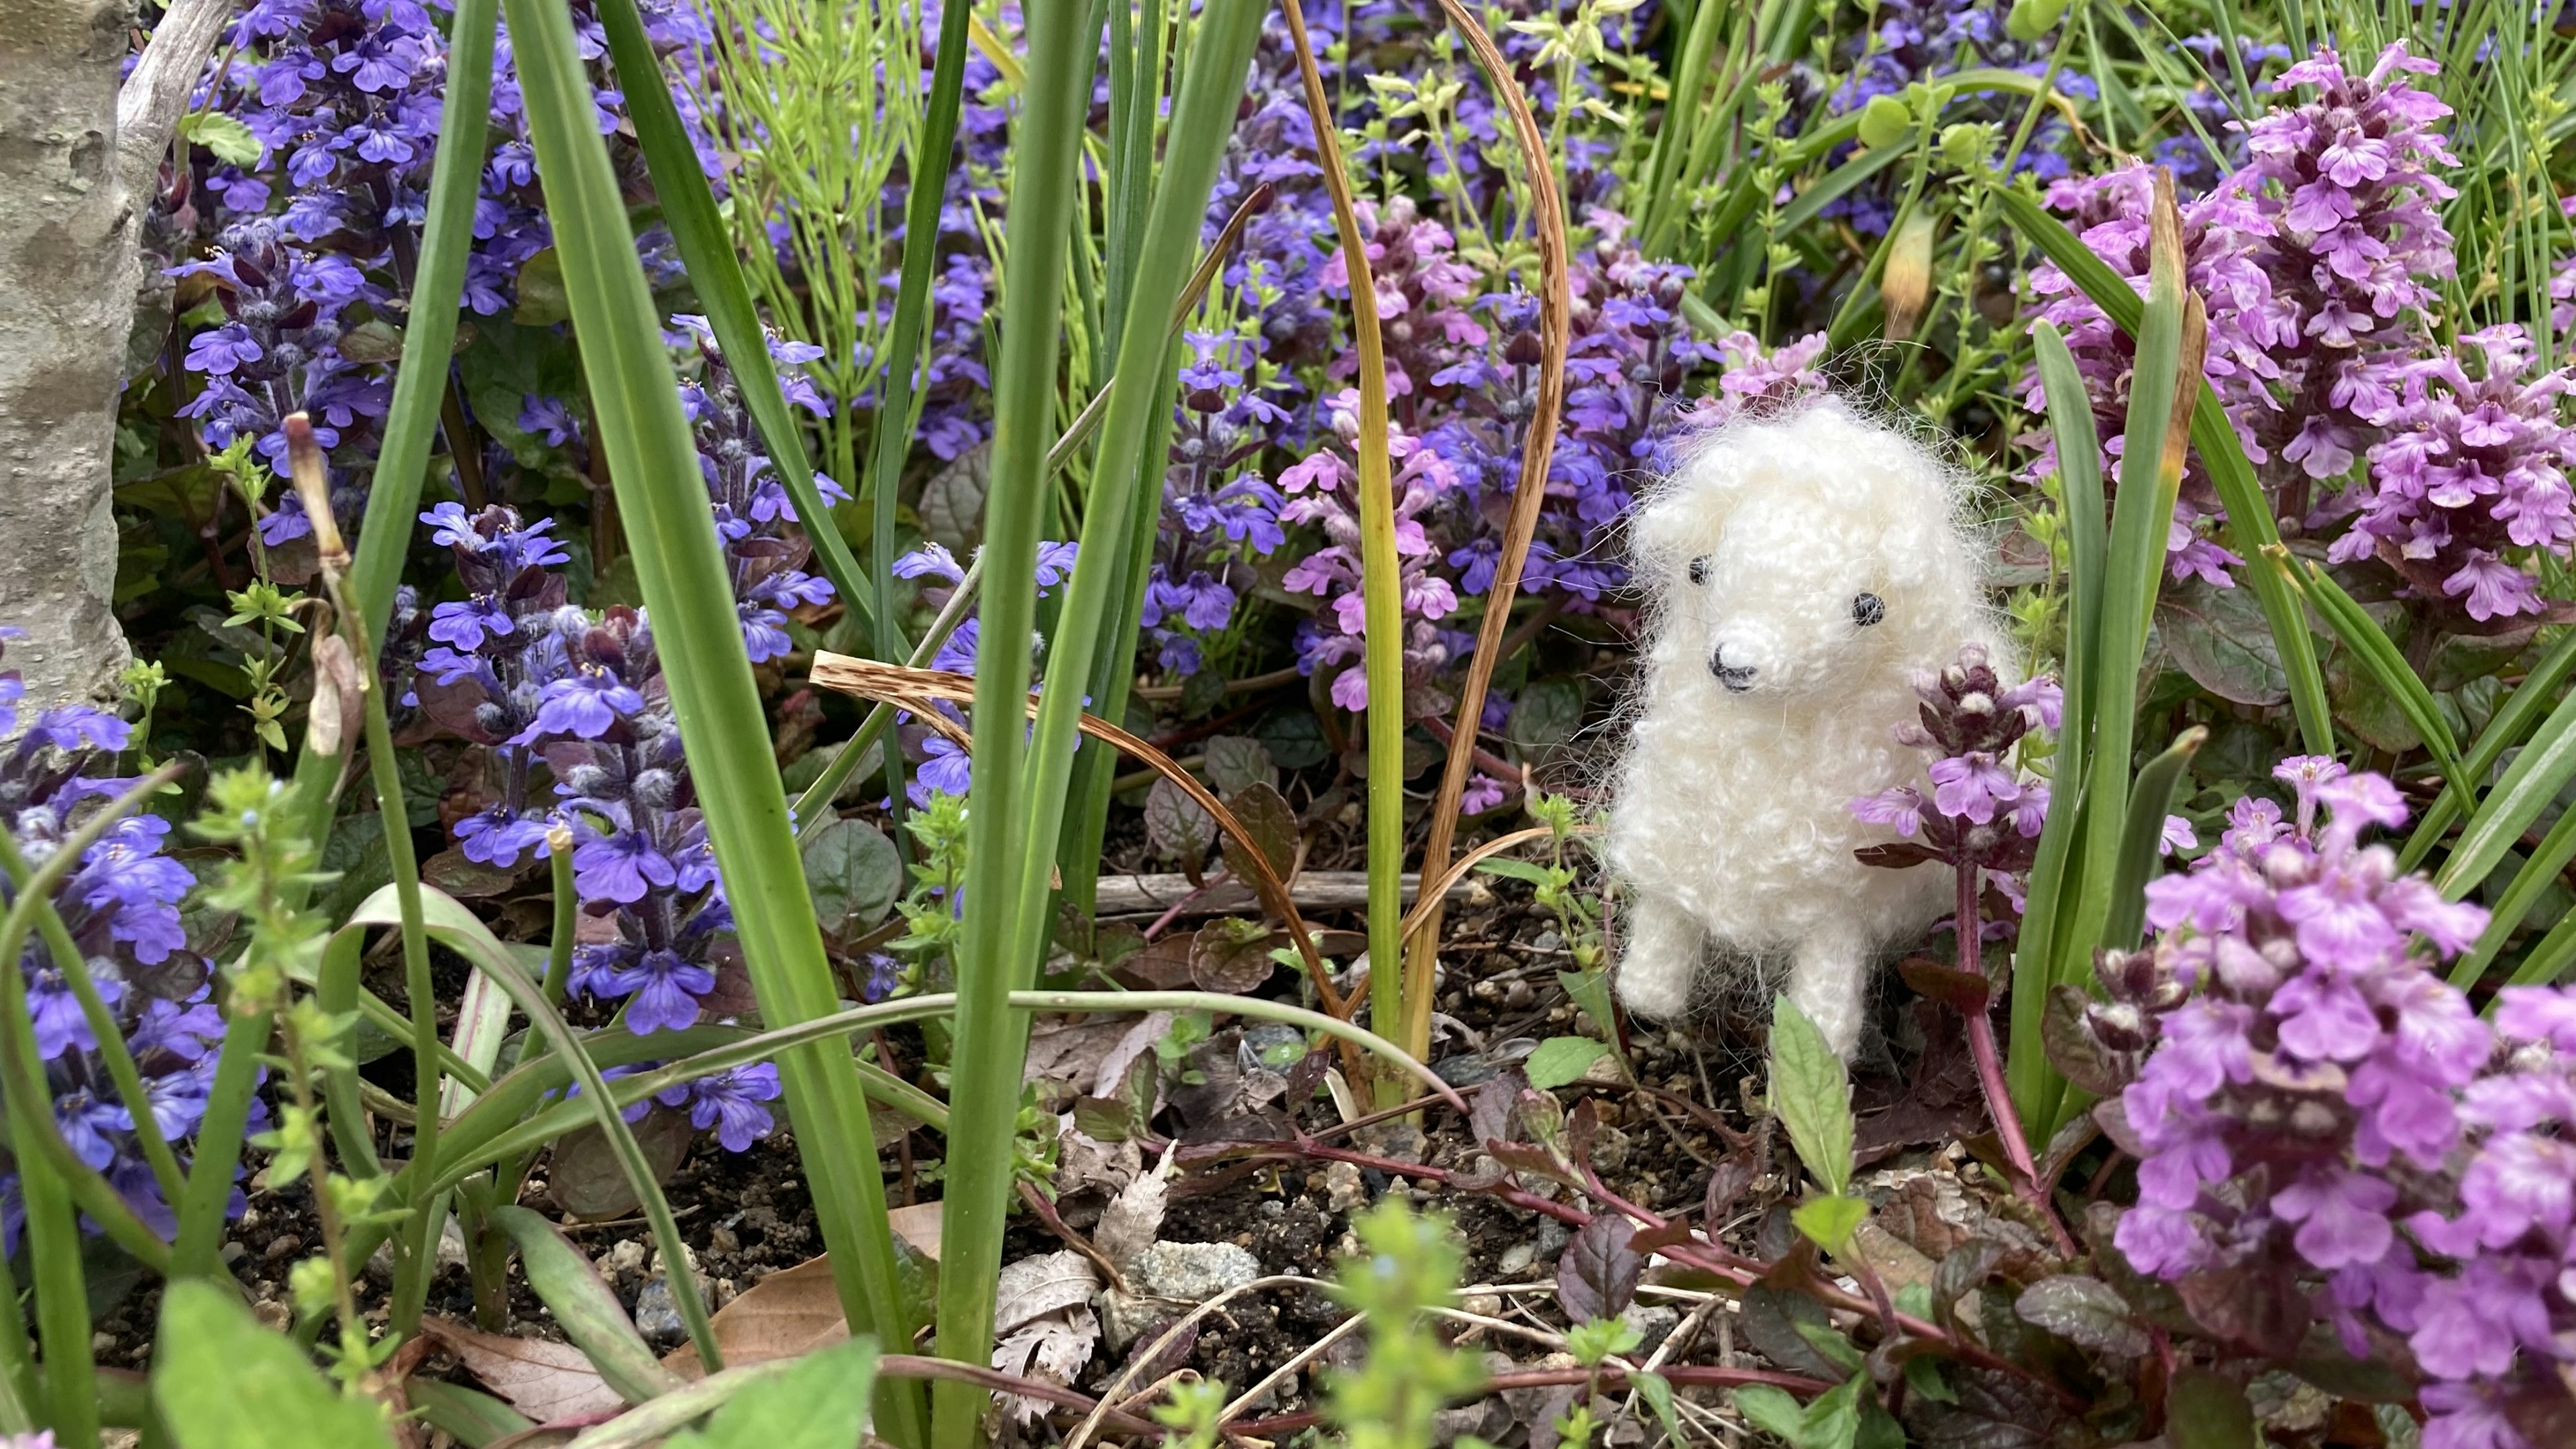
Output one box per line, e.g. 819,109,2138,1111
1402,0,1575,1064
807,653,1347,1018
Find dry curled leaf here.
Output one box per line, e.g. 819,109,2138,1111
421,1316,625,1423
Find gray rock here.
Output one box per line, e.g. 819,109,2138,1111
1497,1240,1538,1277
1534,1220,1572,1260
1621,1303,1681,1356
632,1273,712,1347
1097,1288,1158,1354
1130,1240,1261,1303
1322,1160,1366,1214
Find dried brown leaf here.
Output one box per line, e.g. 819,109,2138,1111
421,1316,625,1422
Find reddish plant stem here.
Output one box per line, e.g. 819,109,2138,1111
1245,1135,2082,1405
1223,1366,1834,1437
1955,860,2074,1255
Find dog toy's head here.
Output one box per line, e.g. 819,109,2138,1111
1631,400,1982,702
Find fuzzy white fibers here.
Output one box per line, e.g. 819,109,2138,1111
1605,400,2002,1059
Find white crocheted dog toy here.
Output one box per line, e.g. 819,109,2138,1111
1605,400,2000,1058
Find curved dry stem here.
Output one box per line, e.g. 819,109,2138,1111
806,654,1346,1018
1404,0,1576,1069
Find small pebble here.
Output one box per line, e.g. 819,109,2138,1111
1322,1161,1365,1214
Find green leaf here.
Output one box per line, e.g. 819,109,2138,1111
152,1281,398,1449
2014,1274,2149,1358
1507,678,1586,753
2155,578,2288,706
488,1205,678,1404
1792,1193,1869,1254
1995,182,2332,756
2164,1366,2257,1449
1630,1369,1686,1446
590,0,875,641
1472,857,1557,885
180,111,262,166
803,816,904,938
503,0,916,1414
1901,1353,1957,1405
667,1340,880,1449
1522,1035,1609,1091
2438,682,2576,900
1732,1385,1809,1442
2100,727,2205,953
1800,1375,1863,1449
1770,994,1854,1197
408,1380,532,1447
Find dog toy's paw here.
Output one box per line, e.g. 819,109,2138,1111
1615,957,1695,1021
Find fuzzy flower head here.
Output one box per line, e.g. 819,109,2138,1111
2075,760,2576,1447
1851,645,2059,877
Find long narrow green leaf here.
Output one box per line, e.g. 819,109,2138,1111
2284,553,2471,818
490,1207,682,1404
2437,682,2576,901
2102,728,2207,952
592,0,877,645
2452,802,2576,987
282,0,497,861
863,0,975,829
2008,322,2104,1125
2066,173,2189,979
1014,0,1263,998
934,6,1100,1444
1994,182,2334,754
2402,627,2576,871
2501,890,2576,990
500,2,920,1439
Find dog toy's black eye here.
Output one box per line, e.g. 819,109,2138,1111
1853,592,1886,627
1688,555,1711,586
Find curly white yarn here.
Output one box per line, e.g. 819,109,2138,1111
1605,400,2003,1058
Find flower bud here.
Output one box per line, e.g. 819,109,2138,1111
1857,93,1912,150
2006,0,2068,44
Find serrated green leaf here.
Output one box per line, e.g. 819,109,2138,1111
1523,1035,1608,1091
1792,1193,1868,1254
182,111,263,166
1770,994,1854,1197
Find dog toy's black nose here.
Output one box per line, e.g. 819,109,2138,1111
1710,647,1758,693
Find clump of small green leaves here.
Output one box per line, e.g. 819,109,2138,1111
193,767,396,1386
1321,1200,1485,1449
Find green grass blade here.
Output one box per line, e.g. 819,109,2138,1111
590,0,875,645
282,0,496,865
2500,893,2576,990
2402,627,2576,871
861,0,975,828
2068,172,2190,978
1014,0,1263,978
501,1,920,1438
1994,182,2334,754
2282,553,2471,814
932,5,1099,1443
2436,683,2576,902
2451,801,2576,987
2102,727,2207,952
2008,322,2104,1124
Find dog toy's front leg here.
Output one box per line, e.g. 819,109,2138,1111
1788,922,1872,1059
1615,891,1704,1020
